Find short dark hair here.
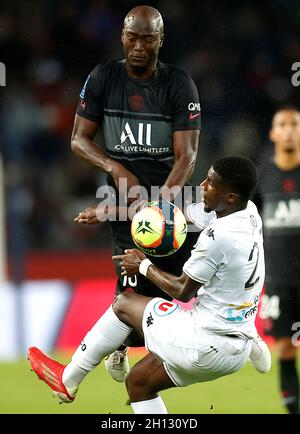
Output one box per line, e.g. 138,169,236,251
213,156,257,202
272,105,300,125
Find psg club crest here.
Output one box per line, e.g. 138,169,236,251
129,95,144,111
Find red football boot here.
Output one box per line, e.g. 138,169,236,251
28,346,77,403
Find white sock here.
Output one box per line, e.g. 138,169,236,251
62,305,132,389
131,396,168,414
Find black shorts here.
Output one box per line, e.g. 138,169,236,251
259,285,300,339
112,230,199,296
110,224,199,346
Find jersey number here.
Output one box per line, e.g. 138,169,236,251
245,242,260,290
122,275,138,287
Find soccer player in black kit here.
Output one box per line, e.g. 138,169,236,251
71,6,201,382
255,108,300,414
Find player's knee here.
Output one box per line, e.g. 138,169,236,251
113,292,132,318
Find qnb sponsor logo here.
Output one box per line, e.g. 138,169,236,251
291,62,300,87
0,63,6,86
188,102,201,111
120,122,152,146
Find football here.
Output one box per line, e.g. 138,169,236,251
131,200,187,257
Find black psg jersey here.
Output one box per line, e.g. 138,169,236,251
254,157,300,286
76,59,201,192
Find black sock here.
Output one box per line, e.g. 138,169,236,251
279,359,299,414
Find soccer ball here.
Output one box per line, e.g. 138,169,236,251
131,200,187,257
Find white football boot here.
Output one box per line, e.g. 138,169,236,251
249,335,271,373
104,348,129,382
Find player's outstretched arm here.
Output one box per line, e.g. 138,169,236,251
74,204,127,224
160,130,199,201
71,115,140,196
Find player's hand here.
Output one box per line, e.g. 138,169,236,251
74,204,122,224
111,163,145,205
74,207,99,225
112,249,147,276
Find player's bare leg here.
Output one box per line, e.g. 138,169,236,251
125,353,174,413
112,293,174,413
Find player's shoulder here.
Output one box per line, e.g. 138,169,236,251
206,206,258,242
197,222,238,258
247,200,260,215
201,218,233,248
91,59,122,77
158,61,194,83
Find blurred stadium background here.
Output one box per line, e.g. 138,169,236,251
0,0,300,414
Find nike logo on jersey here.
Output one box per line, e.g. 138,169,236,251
189,112,201,120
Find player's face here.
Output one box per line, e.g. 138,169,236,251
200,167,230,213
122,20,163,71
270,110,300,153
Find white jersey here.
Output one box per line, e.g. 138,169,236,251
184,200,265,338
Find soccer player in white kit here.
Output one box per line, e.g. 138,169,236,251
28,156,270,413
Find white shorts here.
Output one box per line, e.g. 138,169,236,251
142,298,252,387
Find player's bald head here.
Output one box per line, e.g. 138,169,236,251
123,5,164,36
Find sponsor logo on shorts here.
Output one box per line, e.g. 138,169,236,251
153,300,178,316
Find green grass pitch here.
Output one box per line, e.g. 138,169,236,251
0,349,295,414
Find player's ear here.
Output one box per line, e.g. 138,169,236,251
121,29,125,44
227,192,238,204
269,127,275,144
159,33,164,47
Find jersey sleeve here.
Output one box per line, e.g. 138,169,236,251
76,65,104,123
183,227,226,283
172,72,201,132
186,202,216,229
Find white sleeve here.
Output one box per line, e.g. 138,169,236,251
183,227,226,283
186,202,216,230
